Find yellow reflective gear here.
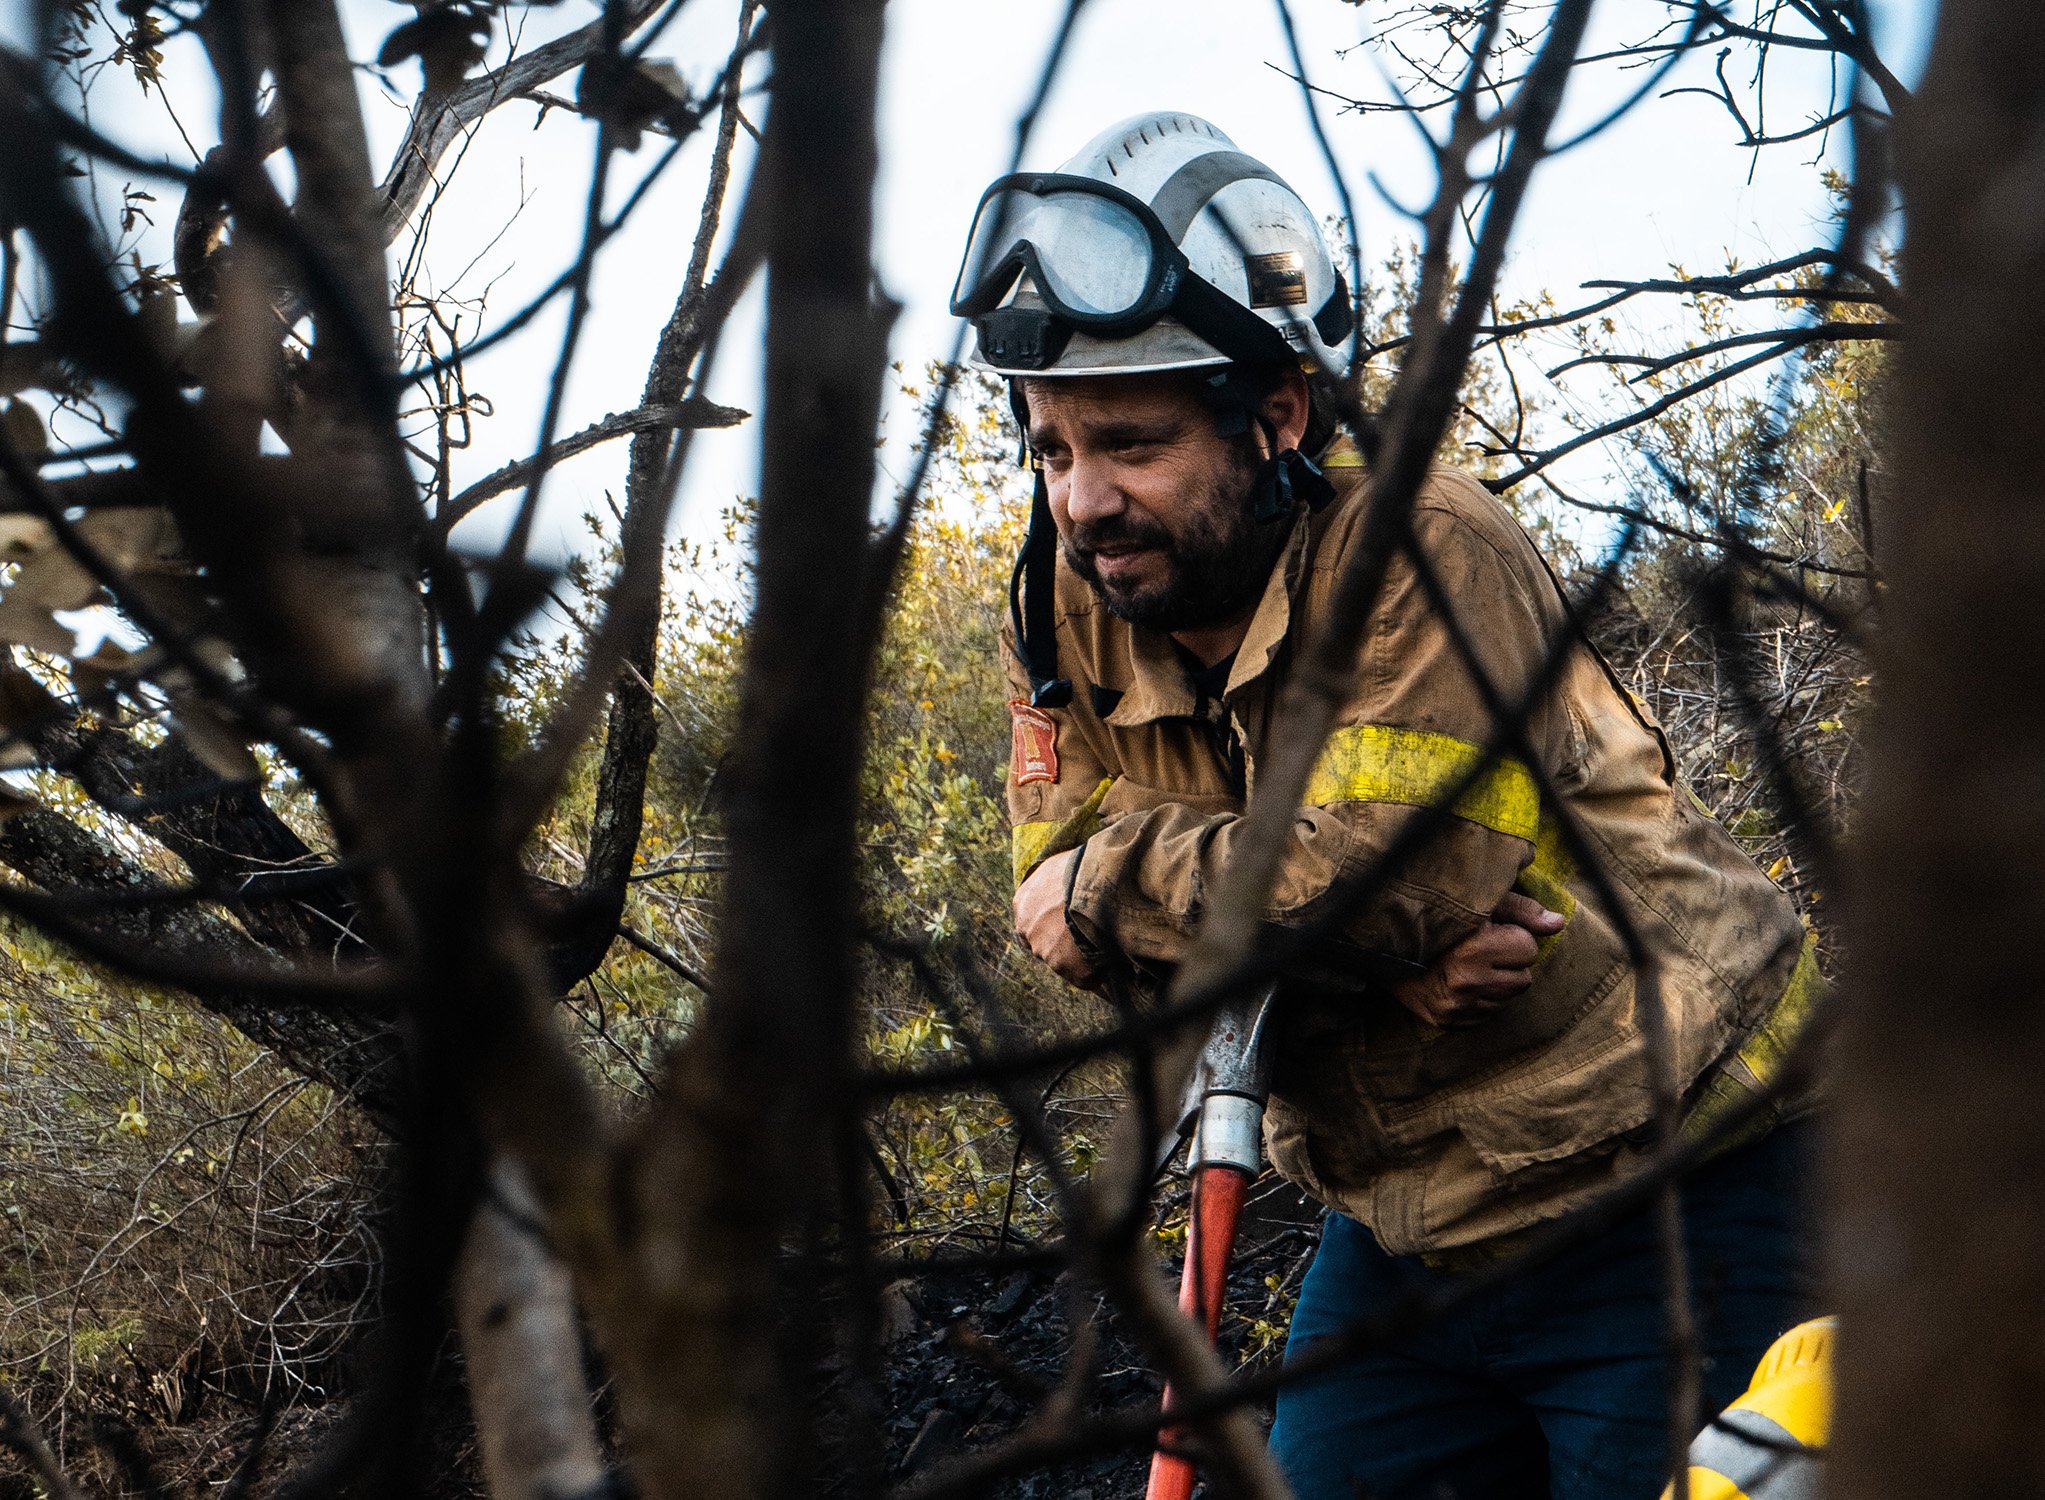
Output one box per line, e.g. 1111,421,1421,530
1011,776,1116,884
1734,932,1824,1084
1513,814,1579,963
1681,934,1826,1152
1305,725,1541,842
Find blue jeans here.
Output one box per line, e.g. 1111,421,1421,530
1268,1122,1818,1500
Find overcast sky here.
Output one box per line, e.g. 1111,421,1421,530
15,0,1937,565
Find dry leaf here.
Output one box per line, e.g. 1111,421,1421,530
167,691,260,783
70,639,164,700
1,400,47,455
5,548,100,615
0,606,81,656
0,664,53,770
0,664,59,732
577,57,690,152
379,6,492,96
78,507,183,574
0,517,52,559
0,541,94,654
0,506,192,658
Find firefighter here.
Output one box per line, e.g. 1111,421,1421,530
953,111,1823,1500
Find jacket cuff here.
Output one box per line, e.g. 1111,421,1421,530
1062,839,1115,968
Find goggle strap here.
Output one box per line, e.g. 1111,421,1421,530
1019,471,1070,708
1171,269,1299,367
1314,271,1355,350
1150,151,1291,243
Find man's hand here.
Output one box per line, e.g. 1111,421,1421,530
1391,891,1566,1029
1013,848,1097,987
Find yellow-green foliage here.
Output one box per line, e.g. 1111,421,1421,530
0,912,377,1417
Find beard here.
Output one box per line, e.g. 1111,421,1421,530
1061,457,1285,633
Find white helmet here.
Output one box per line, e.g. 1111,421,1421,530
950,111,1352,378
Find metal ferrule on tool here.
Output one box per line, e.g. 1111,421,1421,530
1190,1092,1265,1174
1159,983,1278,1175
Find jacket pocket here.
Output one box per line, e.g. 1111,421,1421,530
1358,895,1623,1106
1446,961,1652,1177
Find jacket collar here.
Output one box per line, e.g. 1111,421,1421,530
1102,503,1312,728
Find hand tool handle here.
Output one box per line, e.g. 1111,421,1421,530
1144,1160,1252,1500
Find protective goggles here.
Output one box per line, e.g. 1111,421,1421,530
949,172,1330,371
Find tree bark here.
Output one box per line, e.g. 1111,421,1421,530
0,806,403,1119
455,1157,611,1500
581,2,892,1494
1831,3,2045,1493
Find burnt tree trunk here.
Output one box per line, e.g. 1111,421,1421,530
1832,2,2045,1492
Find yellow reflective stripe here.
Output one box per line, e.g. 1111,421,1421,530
1513,815,1578,963
1681,1070,1766,1156
1305,725,1540,841
1011,822,1060,886
1733,931,1824,1085
1320,448,1365,469
1681,932,1826,1151
1010,776,1116,885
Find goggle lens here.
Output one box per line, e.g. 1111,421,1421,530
954,184,1160,321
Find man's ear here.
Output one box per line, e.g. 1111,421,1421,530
1264,368,1312,453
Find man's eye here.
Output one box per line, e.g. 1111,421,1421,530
1112,437,1163,457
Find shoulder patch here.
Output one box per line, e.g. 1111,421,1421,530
1010,699,1060,786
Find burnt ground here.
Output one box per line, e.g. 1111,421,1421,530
873,1171,1325,1498
3,1175,1326,1499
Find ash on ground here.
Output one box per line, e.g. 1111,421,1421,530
870,1172,1323,1498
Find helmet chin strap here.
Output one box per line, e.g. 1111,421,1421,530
1240,398,1336,525
1007,381,1072,709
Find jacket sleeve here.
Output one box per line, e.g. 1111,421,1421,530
1000,632,1121,888
1064,496,1568,980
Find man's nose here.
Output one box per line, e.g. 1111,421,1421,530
1062,455,1125,528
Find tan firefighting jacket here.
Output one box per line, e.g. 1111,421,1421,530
1001,438,1821,1255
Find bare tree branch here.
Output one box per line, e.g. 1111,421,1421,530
438,397,747,532
378,0,666,242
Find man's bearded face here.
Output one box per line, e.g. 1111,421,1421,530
1060,448,1274,632
1024,374,1284,636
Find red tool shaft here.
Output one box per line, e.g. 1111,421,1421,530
1144,1162,1252,1500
